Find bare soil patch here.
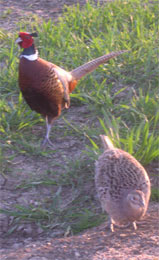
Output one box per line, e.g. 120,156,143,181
0,204,159,260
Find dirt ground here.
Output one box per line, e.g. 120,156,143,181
0,0,159,259
0,203,159,260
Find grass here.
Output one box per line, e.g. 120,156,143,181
0,0,159,236
151,188,159,202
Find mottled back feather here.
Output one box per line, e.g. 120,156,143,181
95,136,151,227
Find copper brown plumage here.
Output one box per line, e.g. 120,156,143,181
16,32,128,146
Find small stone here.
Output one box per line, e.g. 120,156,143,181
23,224,33,235
12,242,23,249
37,227,43,234
75,251,81,257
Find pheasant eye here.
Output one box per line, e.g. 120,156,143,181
131,196,135,201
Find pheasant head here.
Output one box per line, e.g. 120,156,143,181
16,32,38,49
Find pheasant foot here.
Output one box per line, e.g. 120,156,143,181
41,137,54,148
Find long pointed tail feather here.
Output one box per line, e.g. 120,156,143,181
70,50,128,80
100,135,115,150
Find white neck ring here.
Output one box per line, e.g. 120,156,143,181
20,50,38,61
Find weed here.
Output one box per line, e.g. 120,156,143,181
151,188,159,202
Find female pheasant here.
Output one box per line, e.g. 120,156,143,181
95,135,151,232
16,32,127,146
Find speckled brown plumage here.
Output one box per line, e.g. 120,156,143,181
16,32,128,146
95,135,151,232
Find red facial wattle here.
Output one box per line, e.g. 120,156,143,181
19,32,34,49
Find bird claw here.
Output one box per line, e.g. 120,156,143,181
107,217,138,232
41,137,54,148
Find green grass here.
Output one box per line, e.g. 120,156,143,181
0,0,159,235
151,188,159,202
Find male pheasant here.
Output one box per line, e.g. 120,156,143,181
16,32,127,146
95,135,151,232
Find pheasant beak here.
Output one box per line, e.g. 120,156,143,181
15,37,22,44
140,200,145,207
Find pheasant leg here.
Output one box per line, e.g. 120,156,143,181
108,217,115,232
41,116,54,147
132,221,137,230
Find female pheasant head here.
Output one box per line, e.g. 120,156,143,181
16,32,38,49
126,190,146,212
